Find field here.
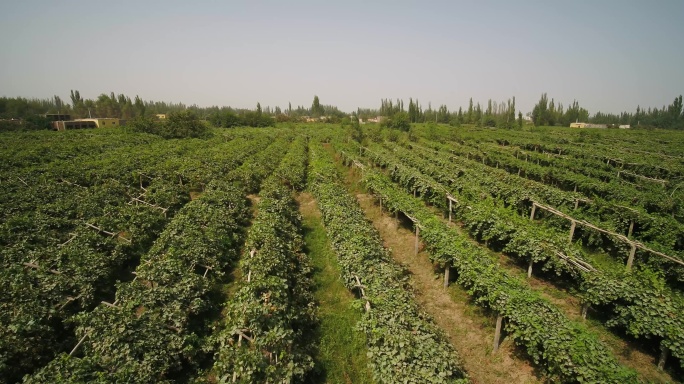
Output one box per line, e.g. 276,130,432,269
1,124,683,383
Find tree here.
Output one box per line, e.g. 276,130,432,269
437,105,449,124
134,96,146,117
381,111,411,131
509,97,516,127
474,103,482,126
518,111,523,129
129,111,209,138
311,95,323,117
531,93,549,126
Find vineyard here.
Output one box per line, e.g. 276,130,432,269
1,125,683,383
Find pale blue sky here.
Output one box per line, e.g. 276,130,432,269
1,0,682,114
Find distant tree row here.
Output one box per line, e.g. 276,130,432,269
4,91,684,131
531,94,591,127
532,93,684,129
208,103,275,128
372,97,523,129
0,92,188,121
127,111,209,139
0,92,348,123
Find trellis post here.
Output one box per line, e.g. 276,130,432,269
415,226,420,256
529,203,537,220
527,259,533,278
493,315,504,352
448,198,452,223
568,220,577,243
581,303,590,320
626,243,637,271
658,344,669,370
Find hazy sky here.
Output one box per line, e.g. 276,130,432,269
1,0,683,114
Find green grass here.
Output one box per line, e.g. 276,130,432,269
301,200,374,384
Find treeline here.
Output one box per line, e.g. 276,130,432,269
0,92,191,121
365,97,523,129
5,90,684,131
127,111,209,139
0,93,350,131
208,104,274,128
532,93,684,129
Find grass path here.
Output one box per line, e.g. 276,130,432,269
297,192,374,384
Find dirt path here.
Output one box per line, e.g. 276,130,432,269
354,192,541,384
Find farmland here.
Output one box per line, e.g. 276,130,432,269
1,124,683,383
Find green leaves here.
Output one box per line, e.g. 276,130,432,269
347,145,638,383
309,143,468,384
212,140,317,383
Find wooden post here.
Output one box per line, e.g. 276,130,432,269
626,243,637,271
414,189,417,198
568,220,577,243
658,344,669,370
527,259,533,278
628,220,634,238
574,199,579,210
581,303,590,320
69,333,90,356
493,315,503,352
415,226,420,256
448,199,453,223
379,197,382,211
444,262,450,288
529,204,537,220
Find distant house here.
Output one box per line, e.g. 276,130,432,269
75,118,120,128
52,120,97,131
366,116,385,124
570,122,607,128
155,114,167,120
52,118,120,131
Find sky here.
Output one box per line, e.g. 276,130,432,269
1,0,683,115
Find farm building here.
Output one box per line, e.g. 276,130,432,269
51,118,120,131
570,122,607,128
76,118,120,128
